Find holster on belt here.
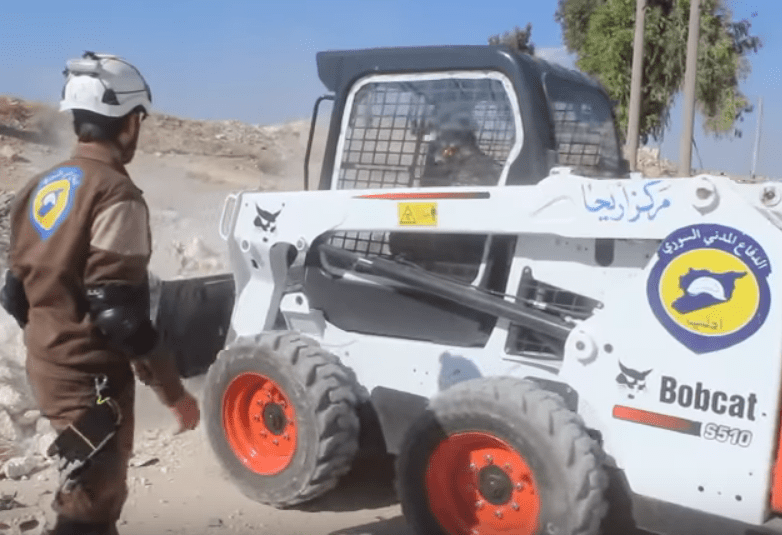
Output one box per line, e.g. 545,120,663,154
47,376,122,489
47,400,121,463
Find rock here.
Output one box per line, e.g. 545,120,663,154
0,385,27,415
34,419,52,436
0,506,48,535
129,455,159,468
0,366,14,384
0,146,17,160
16,411,40,428
0,411,19,443
3,455,40,479
0,324,15,350
35,433,56,459
183,237,219,261
207,517,224,528
173,237,226,275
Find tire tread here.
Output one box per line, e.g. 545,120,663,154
204,331,360,508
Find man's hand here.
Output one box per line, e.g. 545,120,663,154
170,390,200,434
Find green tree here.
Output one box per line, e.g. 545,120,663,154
489,23,535,55
555,0,761,143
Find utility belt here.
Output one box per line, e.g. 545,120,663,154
47,375,122,493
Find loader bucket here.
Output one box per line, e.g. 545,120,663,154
153,273,236,378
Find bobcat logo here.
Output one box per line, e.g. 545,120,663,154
254,204,284,233
616,362,652,400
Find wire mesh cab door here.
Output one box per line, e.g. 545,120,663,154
541,71,627,178
304,71,521,346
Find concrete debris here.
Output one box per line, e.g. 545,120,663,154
0,494,24,512
0,386,28,417
173,237,226,275
0,147,17,161
0,412,19,445
0,370,12,385
34,433,56,460
129,455,160,468
0,192,13,271
635,146,678,178
2,456,40,480
13,413,38,429
33,420,51,437
0,505,48,535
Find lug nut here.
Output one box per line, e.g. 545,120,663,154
495,510,503,519
260,430,267,437
475,500,484,510
283,433,290,440
516,482,525,491
469,463,478,472
272,439,279,445
511,502,520,511
484,455,493,464
504,462,512,470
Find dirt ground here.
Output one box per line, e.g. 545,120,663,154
0,97,410,535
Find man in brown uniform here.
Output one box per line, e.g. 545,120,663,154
0,52,200,535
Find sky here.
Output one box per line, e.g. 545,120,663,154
1,0,779,177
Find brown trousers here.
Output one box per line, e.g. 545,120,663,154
26,357,135,526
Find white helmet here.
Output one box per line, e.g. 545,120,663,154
60,52,152,118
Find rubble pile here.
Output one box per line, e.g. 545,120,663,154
0,324,56,483
0,491,48,535
137,114,309,176
0,98,32,130
0,193,12,271
635,146,679,177
171,237,226,276
1,96,73,191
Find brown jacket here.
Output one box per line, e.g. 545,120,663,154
9,143,184,405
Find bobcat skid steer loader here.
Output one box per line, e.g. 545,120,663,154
158,45,782,535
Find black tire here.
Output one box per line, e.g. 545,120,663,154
397,377,608,535
203,331,360,507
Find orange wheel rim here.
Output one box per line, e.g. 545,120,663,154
222,372,297,475
425,431,540,535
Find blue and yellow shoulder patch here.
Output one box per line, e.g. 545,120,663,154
29,166,83,240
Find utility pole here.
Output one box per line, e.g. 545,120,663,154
678,0,701,176
751,96,763,180
626,0,646,172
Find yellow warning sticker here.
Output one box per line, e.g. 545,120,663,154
397,202,438,226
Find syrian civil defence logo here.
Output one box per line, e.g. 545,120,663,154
647,224,771,354
29,166,83,240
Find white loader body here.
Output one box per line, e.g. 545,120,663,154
218,171,782,526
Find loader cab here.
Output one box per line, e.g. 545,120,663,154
302,45,626,347
313,44,628,190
